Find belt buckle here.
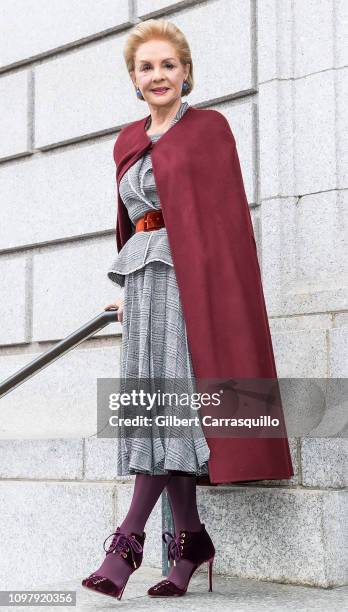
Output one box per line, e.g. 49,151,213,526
143,211,151,231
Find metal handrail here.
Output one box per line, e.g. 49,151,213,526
0,304,175,575
0,308,119,399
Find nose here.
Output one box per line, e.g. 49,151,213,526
152,67,165,80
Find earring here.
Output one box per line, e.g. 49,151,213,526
181,80,189,94
136,86,144,100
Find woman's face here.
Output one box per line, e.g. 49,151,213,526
131,38,189,107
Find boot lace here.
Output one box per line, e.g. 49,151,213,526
102,526,143,568
162,531,182,563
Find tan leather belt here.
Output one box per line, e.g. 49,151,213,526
135,209,165,232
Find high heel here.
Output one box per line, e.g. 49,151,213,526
82,526,146,600
147,523,215,597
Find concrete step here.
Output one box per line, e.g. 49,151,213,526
5,566,347,612
1,439,347,589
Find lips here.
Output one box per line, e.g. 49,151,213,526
152,88,169,92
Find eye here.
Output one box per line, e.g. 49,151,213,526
141,63,175,71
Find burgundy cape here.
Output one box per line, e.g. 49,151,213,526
113,105,294,486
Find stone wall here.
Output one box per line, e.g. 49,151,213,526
0,0,346,590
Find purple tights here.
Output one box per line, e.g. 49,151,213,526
94,471,202,589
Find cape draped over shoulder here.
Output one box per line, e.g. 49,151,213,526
112,105,294,485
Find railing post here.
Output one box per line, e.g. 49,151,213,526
161,489,174,576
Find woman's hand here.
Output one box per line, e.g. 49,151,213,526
104,297,124,323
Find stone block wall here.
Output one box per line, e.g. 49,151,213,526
0,0,346,590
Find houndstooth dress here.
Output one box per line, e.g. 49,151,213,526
107,101,210,476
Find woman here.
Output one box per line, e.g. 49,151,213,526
82,17,293,601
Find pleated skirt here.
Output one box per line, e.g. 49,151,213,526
116,260,210,476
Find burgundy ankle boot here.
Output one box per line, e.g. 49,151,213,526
147,523,215,597
82,526,146,600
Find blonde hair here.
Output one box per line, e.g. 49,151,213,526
123,18,194,97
